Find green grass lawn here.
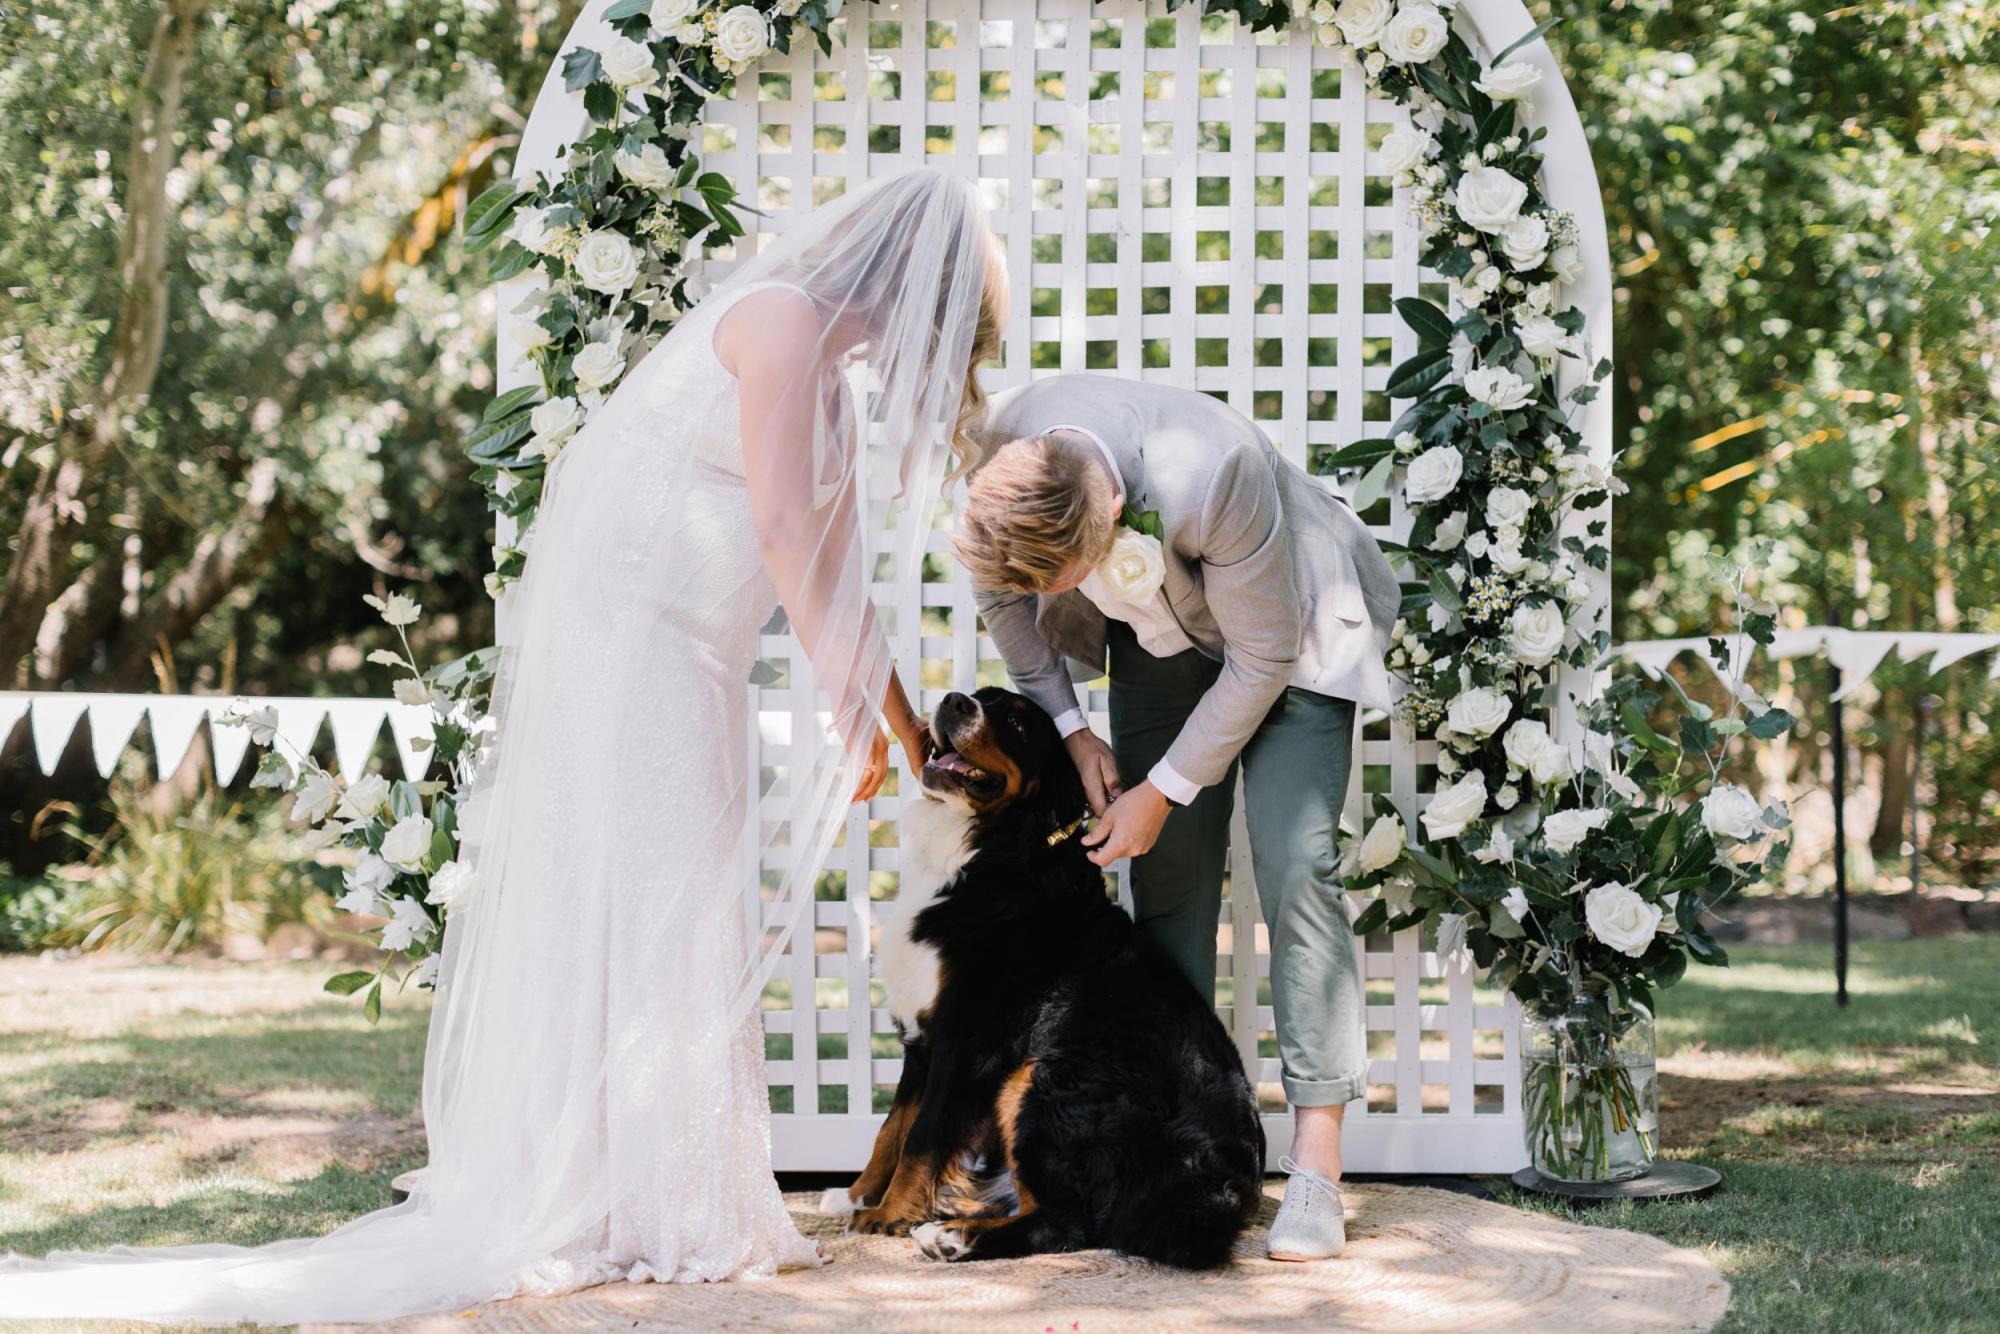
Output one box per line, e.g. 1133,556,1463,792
1504,938,1999,1333
2,940,1994,1331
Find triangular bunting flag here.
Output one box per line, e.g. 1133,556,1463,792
148,697,210,780
27,694,90,777
386,703,435,780
0,695,29,753
272,699,329,769
85,695,151,778
326,699,390,780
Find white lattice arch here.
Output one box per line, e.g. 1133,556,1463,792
502,0,1613,1174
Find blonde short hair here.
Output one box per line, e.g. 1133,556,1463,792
955,434,1119,592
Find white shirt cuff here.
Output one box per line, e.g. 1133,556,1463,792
1052,709,1090,739
1148,758,1202,807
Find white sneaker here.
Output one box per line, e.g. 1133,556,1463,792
1265,1156,1346,1261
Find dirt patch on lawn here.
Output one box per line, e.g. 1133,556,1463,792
1662,1048,2000,1160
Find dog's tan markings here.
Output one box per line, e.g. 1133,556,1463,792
995,1060,1038,1213
853,1150,940,1234
847,1094,917,1209
950,715,1033,807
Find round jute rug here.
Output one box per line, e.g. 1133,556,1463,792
327,1181,1729,1333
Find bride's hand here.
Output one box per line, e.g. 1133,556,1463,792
853,727,892,803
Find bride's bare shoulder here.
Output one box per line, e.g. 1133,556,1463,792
712,285,822,378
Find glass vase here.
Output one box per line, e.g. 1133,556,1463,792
1521,1002,1659,1183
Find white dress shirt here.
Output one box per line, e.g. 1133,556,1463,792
1042,425,1202,807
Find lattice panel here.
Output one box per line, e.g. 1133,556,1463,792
685,0,1561,1173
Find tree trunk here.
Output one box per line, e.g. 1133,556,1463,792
94,459,294,691
0,0,210,674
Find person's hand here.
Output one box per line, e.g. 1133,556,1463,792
853,726,891,803
1082,781,1172,867
1064,729,1124,816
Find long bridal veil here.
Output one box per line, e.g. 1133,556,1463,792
0,168,999,1324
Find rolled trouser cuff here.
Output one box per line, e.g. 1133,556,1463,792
1281,1063,1368,1108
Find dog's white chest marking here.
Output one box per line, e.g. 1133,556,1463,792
880,797,974,1031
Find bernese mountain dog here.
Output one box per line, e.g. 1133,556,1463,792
821,686,1264,1268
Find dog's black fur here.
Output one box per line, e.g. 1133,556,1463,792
845,687,1264,1268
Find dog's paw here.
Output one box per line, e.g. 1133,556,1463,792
818,1187,858,1216
913,1222,971,1262
850,1208,914,1236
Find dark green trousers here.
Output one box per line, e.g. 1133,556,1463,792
1107,621,1367,1107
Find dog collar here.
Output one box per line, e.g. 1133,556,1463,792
1047,813,1091,848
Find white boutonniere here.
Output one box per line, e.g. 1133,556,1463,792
1096,505,1167,603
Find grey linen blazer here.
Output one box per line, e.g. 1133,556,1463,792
972,375,1401,790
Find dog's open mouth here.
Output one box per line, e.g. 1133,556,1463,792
923,751,989,782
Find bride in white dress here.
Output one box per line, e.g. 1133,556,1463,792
0,168,1005,1324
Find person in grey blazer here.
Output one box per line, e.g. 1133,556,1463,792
954,373,1399,1262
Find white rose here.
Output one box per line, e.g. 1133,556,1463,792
1405,445,1464,503
528,395,586,455
1333,0,1392,46
1550,243,1583,284
507,318,552,352
1357,815,1407,874
1379,126,1432,175
380,814,434,872
1702,784,1765,843
1517,313,1569,361
614,143,677,193
1584,880,1663,957
1421,771,1488,841
1510,601,1567,668
571,340,627,392
1428,509,1468,551
1499,214,1550,269
291,769,337,825
1486,485,1533,532
344,850,397,898
392,678,436,707
1097,528,1167,603
1544,806,1611,854
1502,717,1553,772
1380,5,1449,63
1464,365,1536,411
600,35,659,90
425,859,477,914
714,6,771,62
1448,686,1512,738
648,0,697,34
337,773,392,822
572,231,639,294
506,205,554,255
1455,165,1530,233
1490,537,1531,574
1474,60,1542,102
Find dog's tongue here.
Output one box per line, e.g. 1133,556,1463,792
927,751,977,775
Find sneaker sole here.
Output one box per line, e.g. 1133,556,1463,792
1266,1249,1343,1262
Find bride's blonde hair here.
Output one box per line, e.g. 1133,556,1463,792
950,234,1009,480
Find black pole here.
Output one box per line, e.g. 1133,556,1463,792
1830,660,1849,1008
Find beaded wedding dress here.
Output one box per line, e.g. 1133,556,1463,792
0,169,996,1324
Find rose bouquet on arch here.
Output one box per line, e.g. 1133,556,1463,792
218,593,494,1021
1343,548,1795,1179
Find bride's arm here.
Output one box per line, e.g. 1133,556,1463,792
726,292,919,773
